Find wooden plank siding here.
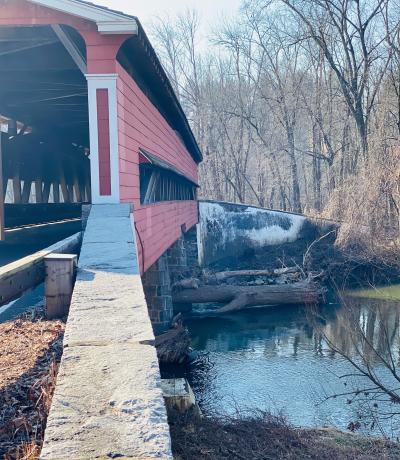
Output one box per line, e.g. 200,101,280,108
116,64,199,273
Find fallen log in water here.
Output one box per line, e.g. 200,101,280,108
173,280,323,313
208,267,299,281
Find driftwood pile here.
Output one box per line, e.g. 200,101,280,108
155,314,191,364
172,267,324,314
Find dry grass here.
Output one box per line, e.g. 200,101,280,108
319,146,400,265
0,309,64,460
169,410,400,460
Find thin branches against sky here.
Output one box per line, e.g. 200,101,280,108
93,0,241,30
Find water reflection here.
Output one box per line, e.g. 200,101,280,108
186,294,400,437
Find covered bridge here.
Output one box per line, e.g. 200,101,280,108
0,1,203,458
0,0,202,274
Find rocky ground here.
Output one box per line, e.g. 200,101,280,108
169,410,400,460
0,308,64,460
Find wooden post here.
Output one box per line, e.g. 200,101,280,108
60,176,70,202
35,179,43,203
0,132,4,241
73,176,82,203
53,182,60,203
42,182,51,203
44,253,77,319
12,174,22,203
22,180,32,203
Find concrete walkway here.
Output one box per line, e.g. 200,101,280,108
41,204,172,459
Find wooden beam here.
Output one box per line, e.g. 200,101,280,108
21,180,32,203
144,171,160,204
35,179,43,203
12,175,22,203
0,232,82,307
0,133,4,241
53,182,60,203
51,25,87,74
42,182,51,203
60,174,70,203
73,177,82,203
68,184,74,202
85,181,91,203
2,173,6,200
0,39,58,57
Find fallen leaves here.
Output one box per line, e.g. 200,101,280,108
0,309,65,459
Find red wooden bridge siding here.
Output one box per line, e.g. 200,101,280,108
117,65,199,273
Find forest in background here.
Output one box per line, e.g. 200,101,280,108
150,0,400,256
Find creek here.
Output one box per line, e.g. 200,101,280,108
182,287,400,438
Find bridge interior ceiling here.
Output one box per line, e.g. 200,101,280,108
0,24,90,217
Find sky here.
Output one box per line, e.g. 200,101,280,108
94,0,242,31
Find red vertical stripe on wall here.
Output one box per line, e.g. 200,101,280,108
96,88,111,196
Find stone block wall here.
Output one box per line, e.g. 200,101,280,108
142,226,198,334
142,252,173,335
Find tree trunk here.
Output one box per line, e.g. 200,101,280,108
202,267,300,283
287,125,302,213
173,280,323,313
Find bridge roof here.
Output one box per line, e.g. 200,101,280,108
30,0,138,34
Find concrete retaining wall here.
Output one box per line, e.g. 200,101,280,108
198,200,333,267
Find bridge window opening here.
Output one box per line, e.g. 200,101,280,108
0,24,90,236
139,150,198,205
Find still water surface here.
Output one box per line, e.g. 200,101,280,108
185,290,400,437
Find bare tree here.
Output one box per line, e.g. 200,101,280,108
281,0,393,161
150,1,400,250
311,296,400,434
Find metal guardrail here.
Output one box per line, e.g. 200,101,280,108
0,231,82,307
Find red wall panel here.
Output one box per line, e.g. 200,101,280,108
96,89,111,196
116,64,199,273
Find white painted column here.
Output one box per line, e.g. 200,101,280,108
85,73,120,204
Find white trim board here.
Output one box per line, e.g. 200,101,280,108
29,0,138,35
86,74,120,204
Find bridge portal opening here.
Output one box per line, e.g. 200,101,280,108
0,24,90,238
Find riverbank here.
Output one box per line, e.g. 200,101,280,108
169,410,400,460
0,308,64,459
3,307,400,459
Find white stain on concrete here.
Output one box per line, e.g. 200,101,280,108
198,201,306,266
